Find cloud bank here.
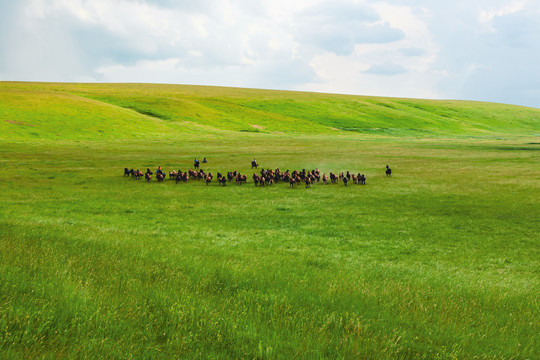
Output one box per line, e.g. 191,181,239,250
1,0,539,108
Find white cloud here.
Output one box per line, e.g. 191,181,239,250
291,1,404,56
479,0,527,24
300,51,441,99
363,62,407,75
399,47,425,57
96,56,316,89
296,2,442,99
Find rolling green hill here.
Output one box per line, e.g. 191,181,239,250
2,82,539,141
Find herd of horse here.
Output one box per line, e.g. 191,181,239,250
124,164,392,188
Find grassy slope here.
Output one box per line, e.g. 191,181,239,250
2,82,539,140
0,82,539,359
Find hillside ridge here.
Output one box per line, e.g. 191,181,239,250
1,82,539,141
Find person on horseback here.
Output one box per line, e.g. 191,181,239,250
194,158,200,169
202,157,207,163
156,166,163,176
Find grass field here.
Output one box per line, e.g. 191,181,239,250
1,82,539,359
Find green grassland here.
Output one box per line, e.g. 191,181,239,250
0,82,539,359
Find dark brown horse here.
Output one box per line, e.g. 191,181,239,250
253,173,260,186
236,174,247,185
219,176,227,186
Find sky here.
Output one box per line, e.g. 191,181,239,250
1,0,539,108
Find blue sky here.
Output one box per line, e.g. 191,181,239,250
1,0,539,108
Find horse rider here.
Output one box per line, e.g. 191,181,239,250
194,158,200,168
202,157,207,163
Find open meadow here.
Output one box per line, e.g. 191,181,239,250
1,82,539,359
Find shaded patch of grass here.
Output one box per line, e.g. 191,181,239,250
124,106,170,120
492,146,539,151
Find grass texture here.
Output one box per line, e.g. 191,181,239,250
0,82,539,359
